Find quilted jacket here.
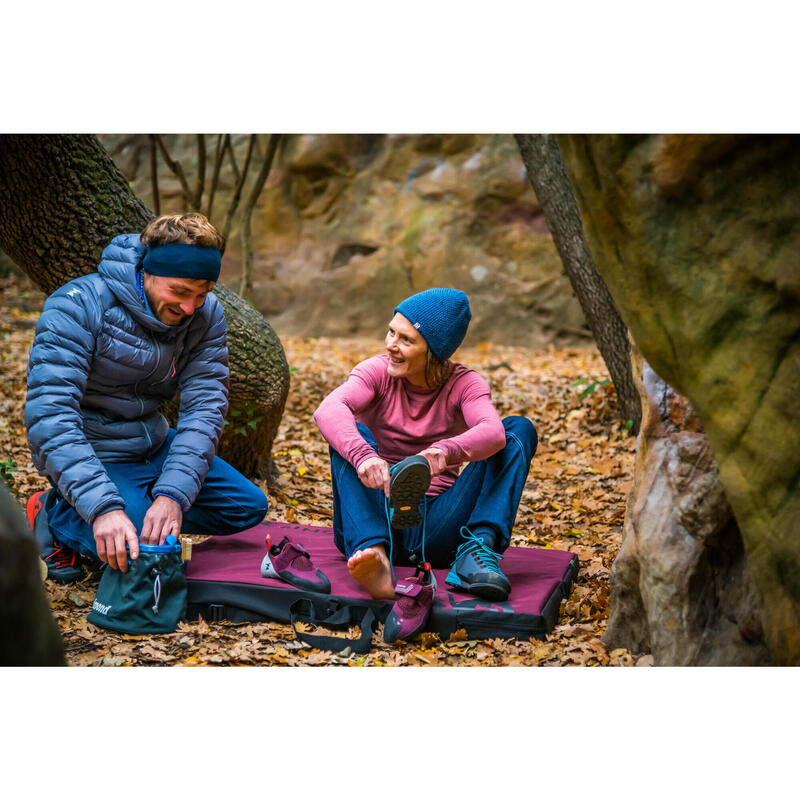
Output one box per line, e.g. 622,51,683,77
25,233,229,524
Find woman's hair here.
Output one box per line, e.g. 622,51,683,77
141,212,226,254
425,348,454,388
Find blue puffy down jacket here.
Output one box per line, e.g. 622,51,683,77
25,233,229,524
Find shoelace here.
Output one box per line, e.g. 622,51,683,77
45,545,77,569
453,527,504,574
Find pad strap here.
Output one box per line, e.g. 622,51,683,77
289,598,378,654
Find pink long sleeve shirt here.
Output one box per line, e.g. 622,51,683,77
313,354,506,497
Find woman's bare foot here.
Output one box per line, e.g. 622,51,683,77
347,545,395,600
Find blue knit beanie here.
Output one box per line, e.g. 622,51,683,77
394,288,471,362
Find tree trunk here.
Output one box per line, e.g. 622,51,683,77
222,134,256,243
0,134,289,481
239,134,281,300
0,482,65,665
515,134,641,434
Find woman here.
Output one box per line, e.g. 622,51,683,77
313,288,537,634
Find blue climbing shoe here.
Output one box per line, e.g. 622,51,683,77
388,455,431,529
445,527,510,601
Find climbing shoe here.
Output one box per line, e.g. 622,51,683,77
445,526,510,601
261,534,332,593
388,455,431,529
384,563,435,643
28,490,84,583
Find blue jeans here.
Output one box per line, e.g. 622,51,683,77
47,429,268,559
330,416,537,568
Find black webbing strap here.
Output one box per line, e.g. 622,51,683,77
289,598,377,654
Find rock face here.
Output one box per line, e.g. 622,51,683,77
106,134,589,348
605,348,770,665
559,134,800,664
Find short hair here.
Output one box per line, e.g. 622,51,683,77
141,212,225,254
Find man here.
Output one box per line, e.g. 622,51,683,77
25,212,267,582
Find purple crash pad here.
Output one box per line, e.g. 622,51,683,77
185,522,579,640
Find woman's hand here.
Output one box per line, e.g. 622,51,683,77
357,456,391,496
418,447,447,477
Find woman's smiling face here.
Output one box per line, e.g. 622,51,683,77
385,312,429,386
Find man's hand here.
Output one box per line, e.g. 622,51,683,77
418,447,448,477
93,510,139,572
357,456,391,496
140,496,183,545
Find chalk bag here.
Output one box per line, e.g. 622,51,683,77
87,536,186,635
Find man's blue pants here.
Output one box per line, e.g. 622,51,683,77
329,416,537,568
47,429,268,559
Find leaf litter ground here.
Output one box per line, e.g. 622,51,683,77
1,273,652,667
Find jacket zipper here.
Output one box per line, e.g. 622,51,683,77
134,332,170,451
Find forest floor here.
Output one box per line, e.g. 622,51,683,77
1,271,650,667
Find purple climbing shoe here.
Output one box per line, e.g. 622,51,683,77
383,563,435,643
260,534,331,593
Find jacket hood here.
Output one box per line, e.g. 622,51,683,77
97,233,194,335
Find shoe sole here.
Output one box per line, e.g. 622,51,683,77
47,568,85,584
389,457,431,529
445,571,510,602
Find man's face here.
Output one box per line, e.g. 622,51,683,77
142,273,215,325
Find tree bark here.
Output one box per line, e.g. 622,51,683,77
0,482,65,665
515,134,641,434
0,134,289,481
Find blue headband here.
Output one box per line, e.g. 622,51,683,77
142,243,221,282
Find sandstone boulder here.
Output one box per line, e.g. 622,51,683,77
106,134,589,348
559,134,800,664
605,349,769,665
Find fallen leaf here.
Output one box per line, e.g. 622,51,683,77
414,652,431,664
419,631,439,648
69,592,88,607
